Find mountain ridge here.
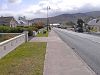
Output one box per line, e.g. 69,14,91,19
32,11,100,24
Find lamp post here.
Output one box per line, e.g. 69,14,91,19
47,6,50,31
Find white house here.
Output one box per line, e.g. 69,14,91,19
87,19,100,32
17,17,33,26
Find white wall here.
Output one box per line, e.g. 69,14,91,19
0,34,26,59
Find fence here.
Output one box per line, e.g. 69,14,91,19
0,31,28,59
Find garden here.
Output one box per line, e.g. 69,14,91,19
0,22,45,42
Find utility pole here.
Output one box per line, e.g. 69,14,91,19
47,6,50,31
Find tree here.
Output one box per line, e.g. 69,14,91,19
77,19,84,28
77,19,84,32
33,21,45,29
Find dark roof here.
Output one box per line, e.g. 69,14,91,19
0,17,14,25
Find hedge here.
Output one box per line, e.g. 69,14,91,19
0,26,42,36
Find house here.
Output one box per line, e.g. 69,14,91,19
0,17,18,27
87,19,100,32
28,20,34,26
17,17,33,26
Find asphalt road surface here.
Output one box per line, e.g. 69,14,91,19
54,28,100,75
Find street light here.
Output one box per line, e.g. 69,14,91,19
47,6,50,31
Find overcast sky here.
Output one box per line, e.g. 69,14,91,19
1,0,100,19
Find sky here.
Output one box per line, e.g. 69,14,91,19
1,0,100,19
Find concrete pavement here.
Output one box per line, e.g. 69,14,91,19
43,30,96,75
30,29,96,75
30,37,48,42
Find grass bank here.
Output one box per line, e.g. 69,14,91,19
0,42,47,75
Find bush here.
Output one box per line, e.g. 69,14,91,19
0,26,24,33
0,25,44,36
43,30,47,34
24,27,33,36
25,26,39,36
32,27,38,32
33,21,44,29
10,27,24,33
0,26,10,33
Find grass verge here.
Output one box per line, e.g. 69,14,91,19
0,42,47,75
36,31,48,37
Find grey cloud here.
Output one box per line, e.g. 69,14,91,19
7,0,22,4
26,5,99,18
8,0,15,3
48,4,100,17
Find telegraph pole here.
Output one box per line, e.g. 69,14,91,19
47,6,50,31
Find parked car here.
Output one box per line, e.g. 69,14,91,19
76,27,83,33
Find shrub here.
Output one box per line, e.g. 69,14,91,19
0,26,24,33
25,27,33,36
0,26,10,33
9,27,23,33
28,30,33,36
33,21,44,29
43,30,47,34
32,27,38,32
0,25,44,36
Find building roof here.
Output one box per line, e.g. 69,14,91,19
0,17,13,23
0,17,14,25
87,19,100,26
17,17,29,26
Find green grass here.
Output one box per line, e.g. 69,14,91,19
36,31,48,37
0,42,47,75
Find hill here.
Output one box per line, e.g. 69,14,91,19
32,11,100,24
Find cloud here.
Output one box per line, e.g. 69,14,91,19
0,3,8,11
2,4,8,10
0,10,15,17
7,0,22,4
20,0,100,19
1,0,100,19
47,0,100,13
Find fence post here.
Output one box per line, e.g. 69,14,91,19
23,31,28,42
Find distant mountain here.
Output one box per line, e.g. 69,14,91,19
32,11,100,24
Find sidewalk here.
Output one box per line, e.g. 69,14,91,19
43,30,96,75
30,30,96,75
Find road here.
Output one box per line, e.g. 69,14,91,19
54,28,100,75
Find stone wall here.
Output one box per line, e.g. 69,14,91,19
0,32,28,59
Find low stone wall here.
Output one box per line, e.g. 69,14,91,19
0,32,28,59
